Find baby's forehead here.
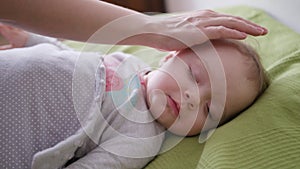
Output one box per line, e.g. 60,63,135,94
178,41,235,56
175,47,201,59
175,40,249,68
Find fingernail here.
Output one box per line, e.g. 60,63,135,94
263,27,268,34
256,27,263,33
240,32,247,38
257,27,267,35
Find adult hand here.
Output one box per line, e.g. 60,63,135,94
124,10,268,51
0,0,267,51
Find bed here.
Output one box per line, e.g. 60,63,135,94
64,6,300,169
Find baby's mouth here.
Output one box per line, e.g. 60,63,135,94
167,95,180,117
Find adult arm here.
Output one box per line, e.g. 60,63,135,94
0,0,267,51
0,0,140,41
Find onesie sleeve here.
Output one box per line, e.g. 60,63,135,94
25,32,73,50
64,146,153,169
64,122,164,169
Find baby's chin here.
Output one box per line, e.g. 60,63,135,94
162,120,201,137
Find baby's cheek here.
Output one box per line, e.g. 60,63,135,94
157,110,175,129
162,74,181,91
148,89,167,117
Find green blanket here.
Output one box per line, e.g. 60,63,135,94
64,6,300,169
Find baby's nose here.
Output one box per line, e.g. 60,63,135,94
184,91,191,100
183,91,199,110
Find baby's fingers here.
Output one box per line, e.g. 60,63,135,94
0,24,11,37
0,44,13,50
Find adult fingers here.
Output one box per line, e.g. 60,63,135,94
204,26,248,40
215,15,267,35
219,13,268,32
202,17,266,36
186,10,268,36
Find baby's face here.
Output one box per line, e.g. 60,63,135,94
143,41,258,136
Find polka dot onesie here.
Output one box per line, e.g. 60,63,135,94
0,44,88,168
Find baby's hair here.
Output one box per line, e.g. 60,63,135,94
219,39,269,99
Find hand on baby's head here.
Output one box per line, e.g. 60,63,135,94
145,39,268,136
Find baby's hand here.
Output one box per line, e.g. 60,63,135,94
0,23,29,50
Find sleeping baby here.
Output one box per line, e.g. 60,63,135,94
0,24,268,169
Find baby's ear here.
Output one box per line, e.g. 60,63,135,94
159,51,177,66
